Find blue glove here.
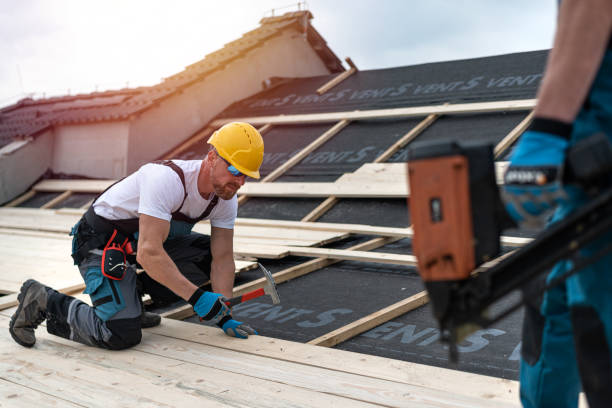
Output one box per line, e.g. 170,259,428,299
188,288,231,323
217,317,258,339
503,118,577,226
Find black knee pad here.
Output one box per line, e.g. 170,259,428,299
571,305,612,408
105,317,142,350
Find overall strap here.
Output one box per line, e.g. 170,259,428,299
151,160,188,209
152,160,220,224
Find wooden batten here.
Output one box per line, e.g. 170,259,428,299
40,190,73,209
262,119,350,182
309,291,429,347
374,112,440,163
212,99,536,126
494,111,534,158
163,126,214,159
301,195,337,221
317,57,358,95
3,190,35,207
302,112,440,221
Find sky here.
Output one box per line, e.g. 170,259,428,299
0,0,557,106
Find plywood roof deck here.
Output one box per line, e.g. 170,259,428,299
0,307,521,407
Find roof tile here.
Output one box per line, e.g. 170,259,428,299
0,10,341,141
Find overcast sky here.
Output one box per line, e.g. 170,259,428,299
0,0,557,106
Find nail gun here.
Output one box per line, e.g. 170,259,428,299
407,133,612,362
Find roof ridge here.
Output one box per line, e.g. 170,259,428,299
259,10,313,25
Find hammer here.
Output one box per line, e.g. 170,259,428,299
224,263,280,307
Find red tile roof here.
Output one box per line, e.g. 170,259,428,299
0,11,342,146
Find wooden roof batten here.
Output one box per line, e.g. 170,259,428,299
212,98,537,126
305,110,534,348
316,57,358,95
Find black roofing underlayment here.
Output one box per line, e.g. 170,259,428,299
184,253,523,380
219,50,547,117
170,51,551,381
18,192,62,208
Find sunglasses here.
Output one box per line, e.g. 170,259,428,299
217,154,244,177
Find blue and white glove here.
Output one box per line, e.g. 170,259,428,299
189,288,231,323
503,118,578,226
217,316,258,339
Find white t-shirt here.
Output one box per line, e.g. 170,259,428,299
93,160,237,229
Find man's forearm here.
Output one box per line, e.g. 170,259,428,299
210,259,236,298
535,0,612,122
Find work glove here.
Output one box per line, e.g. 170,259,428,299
188,288,231,323
217,316,258,339
502,118,579,226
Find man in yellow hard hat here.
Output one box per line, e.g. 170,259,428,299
9,122,264,350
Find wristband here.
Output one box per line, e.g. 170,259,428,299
188,288,205,307
529,118,573,140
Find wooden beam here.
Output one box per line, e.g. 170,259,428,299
238,121,349,207
262,120,350,183
308,291,429,347
239,181,408,198
301,196,337,222
374,113,440,163
317,57,358,95
163,236,399,320
257,123,272,134
3,189,35,207
344,57,357,70
212,99,536,126
494,111,534,158
302,113,440,222
0,208,532,248
163,126,214,159
40,190,72,209
316,67,357,95
34,179,114,193
283,246,418,265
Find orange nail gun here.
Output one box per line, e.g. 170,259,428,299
407,134,612,362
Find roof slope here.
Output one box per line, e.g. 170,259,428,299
219,50,547,118
0,11,342,147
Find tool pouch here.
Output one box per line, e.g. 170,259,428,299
102,229,129,280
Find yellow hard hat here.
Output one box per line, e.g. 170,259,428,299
208,122,264,179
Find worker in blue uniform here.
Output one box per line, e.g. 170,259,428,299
502,1,612,407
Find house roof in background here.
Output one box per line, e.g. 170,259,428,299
0,10,342,147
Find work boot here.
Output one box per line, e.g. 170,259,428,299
9,279,49,347
141,311,161,328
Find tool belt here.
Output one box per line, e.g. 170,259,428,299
71,207,138,280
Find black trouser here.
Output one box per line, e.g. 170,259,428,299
138,233,212,306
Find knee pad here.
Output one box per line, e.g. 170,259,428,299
105,317,142,350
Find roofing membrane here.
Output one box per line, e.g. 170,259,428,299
5,49,549,385
219,50,547,117
171,50,547,380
